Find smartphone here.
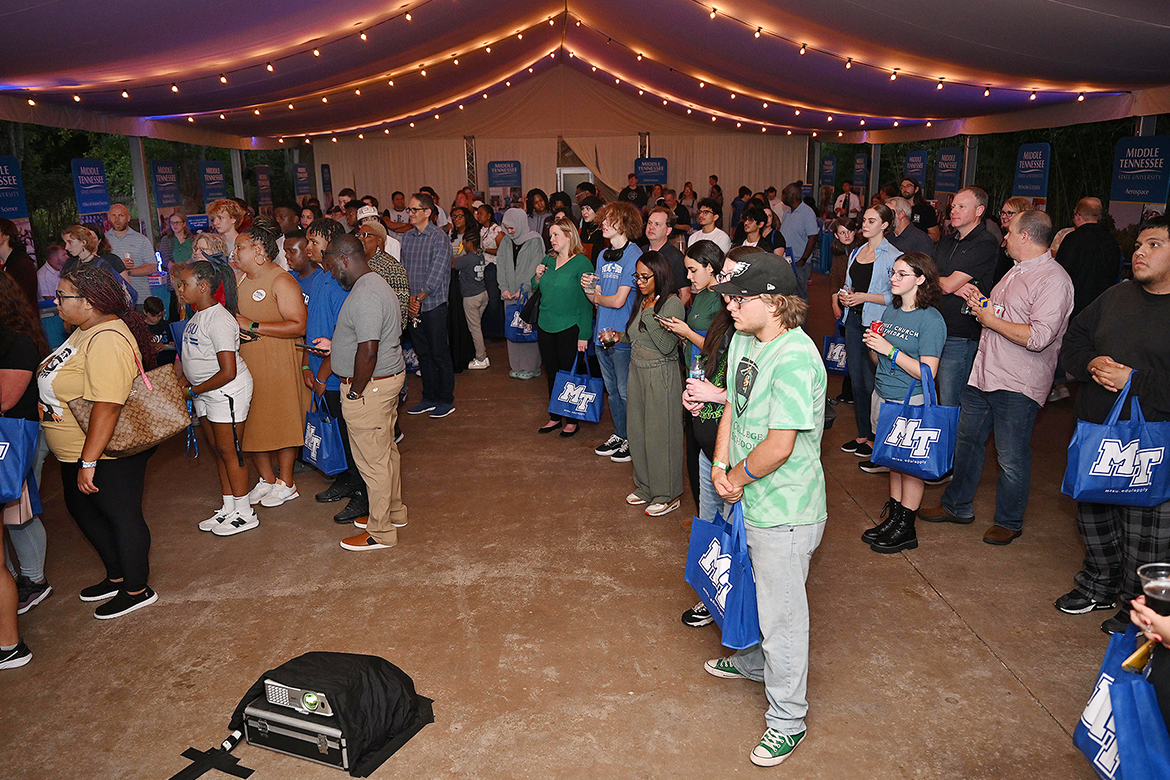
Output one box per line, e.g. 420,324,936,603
239,330,260,343
295,342,328,355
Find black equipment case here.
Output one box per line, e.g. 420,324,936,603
243,697,349,770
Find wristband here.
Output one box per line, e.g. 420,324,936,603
887,345,897,359
250,321,259,333
712,460,729,472
889,349,900,371
186,387,196,399
741,461,759,481
301,365,311,370
81,460,98,469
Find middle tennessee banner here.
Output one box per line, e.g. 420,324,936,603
852,154,868,189
934,148,962,194
1012,142,1051,199
634,157,668,186
200,160,228,207
151,160,181,209
293,163,311,198
255,164,273,208
71,158,111,215
0,155,30,221
904,150,928,187
819,156,836,188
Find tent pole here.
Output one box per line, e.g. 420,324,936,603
810,141,821,188
962,136,978,188
128,136,155,243
868,144,881,199
1136,116,1157,136
230,149,245,199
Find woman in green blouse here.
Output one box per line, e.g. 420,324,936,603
624,251,685,516
532,218,595,436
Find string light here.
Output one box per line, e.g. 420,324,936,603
219,113,225,119
893,121,899,127
121,90,129,98
730,92,736,99
421,69,427,76
755,27,761,38
486,47,491,53
549,17,554,25
322,96,328,102
786,130,792,135
288,103,294,109
385,128,390,134
838,131,843,137
355,88,361,95
454,59,459,65
811,131,817,137
312,48,320,57
638,89,644,95
937,78,944,90
827,115,833,121
926,121,932,127
1030,90,1037,100
388,80,395,86
890,69,899,80
505,80,511,86
266,62,273,72
219,74,228,84
26,98,34,106
305,138,311,144
171,83,179,92
187,116,194,122
517,33,522,39
794,109,800,115
761,127,766,133
253,109,260,115
710,8,716,19
459,104,464,109
1078,92,1085,101
637,53,643,60
434,113,440,119
278,137,284,143
358,132,364,138
409,122,415,127
73,94,81,102
405,12,412,20
799,43,806,55
360,31,367,41
860,119,865,125
332,136,337,142
699,81,705,88
984,87,991,97
762,102,768,108
845,58,852,69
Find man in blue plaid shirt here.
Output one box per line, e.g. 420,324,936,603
401,192,456,418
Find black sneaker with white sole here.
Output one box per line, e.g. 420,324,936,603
682,601,715,627
0,640,32,670
595,434,623,457
859,459,889,473
610,441,631,463
79,578,121,602
840,439,862,454
1055,588,1117,615
94,587,157,619
853,442,873,458
15,576,52,615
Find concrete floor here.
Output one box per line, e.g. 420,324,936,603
3,274,1104,779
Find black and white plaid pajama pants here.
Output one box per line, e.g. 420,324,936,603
1074,499,1170,608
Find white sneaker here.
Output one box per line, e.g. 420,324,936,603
247,479,273,505
212,509,259,536
626,492,648,506
468,357,490,370
198,508,229,532
260,481,300,507
646,499,681,517
1047,385,1071,403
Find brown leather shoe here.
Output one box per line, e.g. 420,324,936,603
919,505,974,524
983,525,1022,545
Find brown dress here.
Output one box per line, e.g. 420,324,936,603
237,263,309,451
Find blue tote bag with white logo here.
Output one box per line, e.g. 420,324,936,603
504,290,538,343
871,363,959,480
0,417,39,503
548,352,605,423
684,502,760,650
303,394,347,476
1062,374,1170,507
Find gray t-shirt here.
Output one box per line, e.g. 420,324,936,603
106,227,156,302
331,271,404,378
452,250,487,296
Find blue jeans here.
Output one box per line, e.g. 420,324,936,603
941,387,1041,531
696,451,726,522
844,317,877,441
729,520,826,734
935,336,980,408
597,345,631,440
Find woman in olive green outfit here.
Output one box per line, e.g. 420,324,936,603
624,251,685,516
532,219,595,436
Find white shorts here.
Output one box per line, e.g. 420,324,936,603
194,373,253,424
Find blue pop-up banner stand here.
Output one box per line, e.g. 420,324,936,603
71,158,111,215
1012,142,1051,199
293,163,311,198
321,164,333,210
819,156,836,188
635,157,668,186
852,154,868,189
199,161,228,208
904,150,928,188
151,160,180,208
934,148,962,194
255,164,272,208
487,161,522,188
0,155,30,221
1110,136,1170,204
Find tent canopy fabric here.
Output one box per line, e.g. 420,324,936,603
4,1,1170,146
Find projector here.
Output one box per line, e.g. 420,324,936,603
264,679,335,716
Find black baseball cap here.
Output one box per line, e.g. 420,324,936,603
711,253,797,296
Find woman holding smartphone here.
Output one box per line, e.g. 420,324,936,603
623,251,684,516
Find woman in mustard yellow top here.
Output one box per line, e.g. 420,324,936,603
37,264,160,620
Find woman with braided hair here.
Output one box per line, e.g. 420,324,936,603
232,225,308,510
174,255,256,536
37,263,159,619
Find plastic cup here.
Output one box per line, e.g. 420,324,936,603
1139,563,1170,616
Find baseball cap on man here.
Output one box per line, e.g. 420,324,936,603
711,252,797,296
357,205,380,223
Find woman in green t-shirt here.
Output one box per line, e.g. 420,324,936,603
532,219,594,436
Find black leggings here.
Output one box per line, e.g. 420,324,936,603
538,325,580,422
60,448,155,592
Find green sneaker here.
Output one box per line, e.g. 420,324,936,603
704,657,748,679
750,728,805,766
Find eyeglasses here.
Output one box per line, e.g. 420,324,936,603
889,270,918,280
634,273,655,282
715,271,733,282
1000,210,1018,218
356,233,375,239
54,292,85,302
404,206,426,213
698,209,715,216
726,295,758,307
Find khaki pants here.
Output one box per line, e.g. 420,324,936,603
462,291,489,360
341,373,407,545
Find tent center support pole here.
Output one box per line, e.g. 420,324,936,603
868,144,881,199
465,136,477,190
1136,116,1157,136
230,149,245,200
962,136,978,188
128,136,154,244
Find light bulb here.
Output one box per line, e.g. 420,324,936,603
845,58,852,69
360,31,367,41
313,48,320,57
219,74,227,83
799,44,806,55
171,83,179,92
755,27,761,38
266,62,273,72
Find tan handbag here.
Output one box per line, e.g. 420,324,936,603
66,330,192,457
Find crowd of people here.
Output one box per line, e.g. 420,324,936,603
1,169,1167,768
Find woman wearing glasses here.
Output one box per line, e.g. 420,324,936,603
623,251,685,516
837,204,900,466
992,197,1033,284
859,252,945,553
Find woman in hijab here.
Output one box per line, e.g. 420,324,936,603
496,208,545,379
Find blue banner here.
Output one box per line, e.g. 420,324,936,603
293,163,311,197
187,214,210,233
852,154,868,189
635,157,668,186
151,160,180,209
903,150,928,188
71,158,111,215
1110,136,1170,204
819,156,836,188
255,164,272,207
934,147,962,194
487,161,522,188
1012,142,1051,198
321,164,333,208
0,155,29,221
199,161,228,207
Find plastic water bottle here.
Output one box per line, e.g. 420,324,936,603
689,355,707,381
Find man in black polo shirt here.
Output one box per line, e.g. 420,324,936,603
933,187,1000,408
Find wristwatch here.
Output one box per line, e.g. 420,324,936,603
346,390,361,401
